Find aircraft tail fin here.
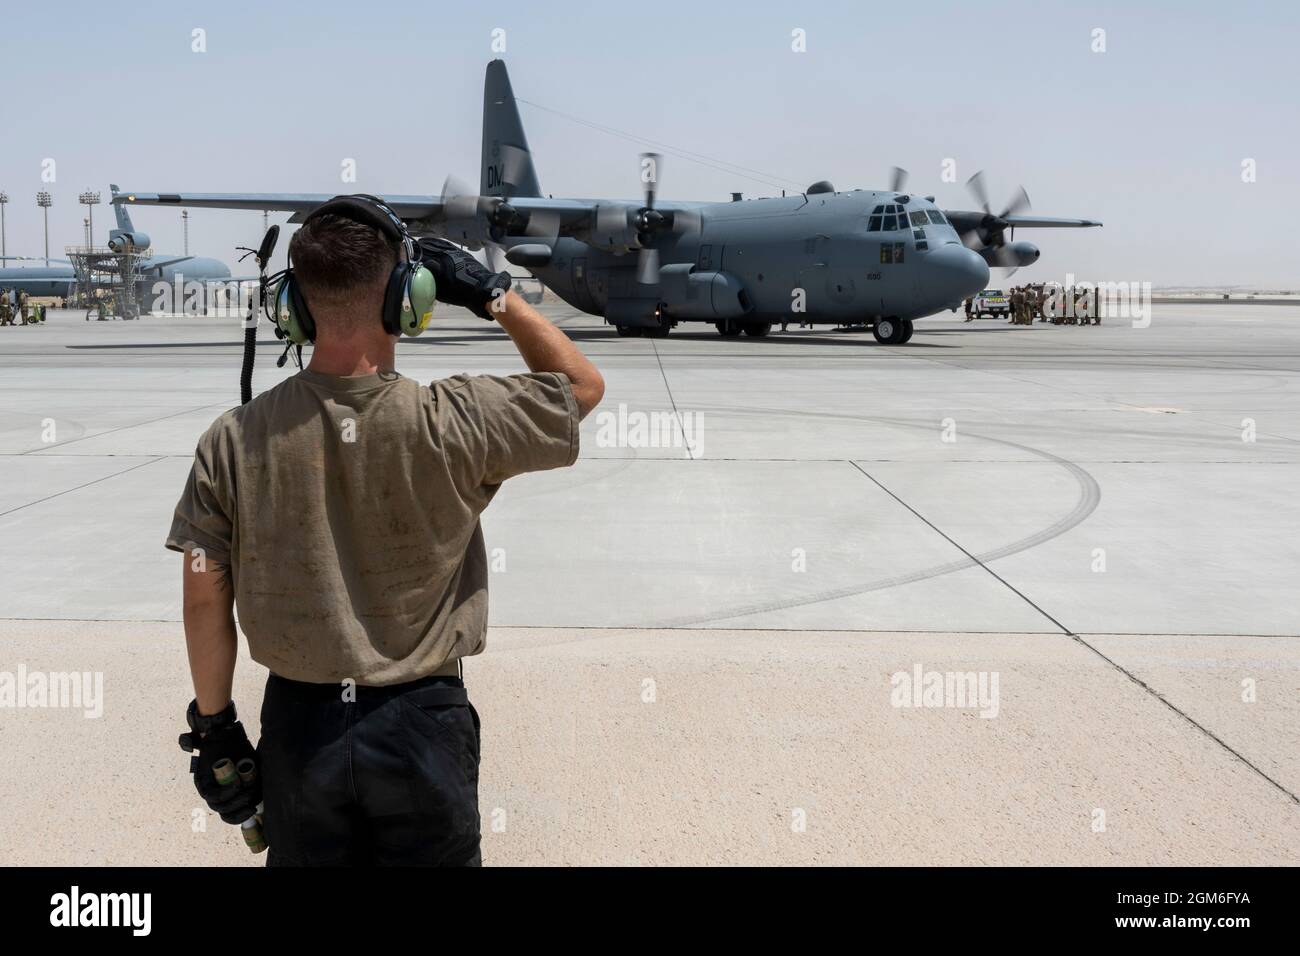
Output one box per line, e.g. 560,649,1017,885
481,60,541,199
109,184,135,232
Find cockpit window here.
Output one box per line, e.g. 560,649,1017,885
882,214,898,231
909,211,929,227
872,204,884,214
867,215,882,231
927,209,947,225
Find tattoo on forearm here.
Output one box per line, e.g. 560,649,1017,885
211,562,232,592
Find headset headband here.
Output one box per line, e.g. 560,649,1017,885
301,194,416,263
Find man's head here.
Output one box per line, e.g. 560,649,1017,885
288,212,400,338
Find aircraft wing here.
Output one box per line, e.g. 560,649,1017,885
2,255,73,265
116,190,698,241
114,191,445,221
1003,215,1102,229
148,255,194,270
944,210,1102,231
113,190,706,250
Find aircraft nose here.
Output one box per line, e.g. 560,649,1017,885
929,242,990,302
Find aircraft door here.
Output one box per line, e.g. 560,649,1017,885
571,257,597,312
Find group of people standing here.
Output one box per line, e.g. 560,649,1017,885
0,288,45,326
963,284,1103,327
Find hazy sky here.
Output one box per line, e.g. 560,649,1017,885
1,0,1296,287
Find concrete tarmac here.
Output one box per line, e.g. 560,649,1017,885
1,303,1297,865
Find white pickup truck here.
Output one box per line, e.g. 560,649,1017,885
972,289,1010,319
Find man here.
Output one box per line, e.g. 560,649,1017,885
963,296,973,322
167,197,604,866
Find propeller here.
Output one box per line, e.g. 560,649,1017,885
889,166,909,193
438,173,525,270
630,153,701,285
963,170,1031,255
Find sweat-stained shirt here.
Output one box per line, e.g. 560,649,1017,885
165,369,579,686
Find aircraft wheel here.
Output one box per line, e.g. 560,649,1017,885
644,320,671,338
873,317,906,344
742,321,772,338
615,325,642,338
715,320,742,337
899,320,914,344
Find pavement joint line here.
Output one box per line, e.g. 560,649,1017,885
0,456,169,519
6,617,1295,638
18,402,229,456
848,460,1300,807
648,336,696,461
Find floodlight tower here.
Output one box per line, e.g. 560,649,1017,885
0,192,8,267
36,191,52,266
79,190,101,247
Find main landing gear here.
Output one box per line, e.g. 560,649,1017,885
615,318,672,338
872,317,913,345
714,319,771,337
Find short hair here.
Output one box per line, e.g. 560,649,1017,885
288,213,398,314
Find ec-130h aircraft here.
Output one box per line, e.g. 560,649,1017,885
115,60,1100,345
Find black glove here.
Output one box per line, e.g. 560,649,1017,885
417,237,512,320
178,700,261,825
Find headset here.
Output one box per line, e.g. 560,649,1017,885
270,194,436,345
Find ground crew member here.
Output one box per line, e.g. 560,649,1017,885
167,197,605,866
0,290,11,326
963,296,973,322
1009,287,1022,324
18,290,29,325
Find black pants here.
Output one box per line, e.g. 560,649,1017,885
258,672,482,866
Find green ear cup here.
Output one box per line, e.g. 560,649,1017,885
274,278,312,345
400,265,437,336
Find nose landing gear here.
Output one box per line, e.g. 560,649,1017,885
873,317,913,345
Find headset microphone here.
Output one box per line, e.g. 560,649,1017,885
256,225,280,270
237,222,285,405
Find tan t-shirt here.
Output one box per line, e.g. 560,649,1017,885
165,369,579,685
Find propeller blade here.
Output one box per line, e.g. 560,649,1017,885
1000,185,1031,219
496,145,531,198
640,152,661,211
890,166,909,193
636,247,660,285
668,207,702,238
485,241,509,273
595,203,631,238
524,209,562,244
966,170,992,215
440,173,480,221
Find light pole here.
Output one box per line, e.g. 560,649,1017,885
36,191,52,266
79,190,101,248
182,210,189,255
0,192,8,267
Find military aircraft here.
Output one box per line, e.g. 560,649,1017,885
0,186,233,303
115,61,1100,344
